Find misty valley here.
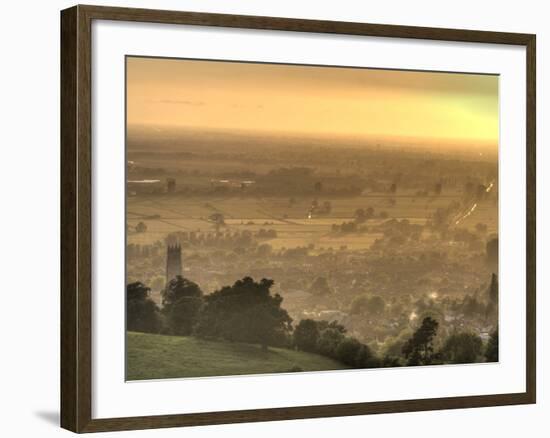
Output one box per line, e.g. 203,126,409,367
125,126,499,379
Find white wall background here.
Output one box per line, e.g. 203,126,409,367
0,0,546,436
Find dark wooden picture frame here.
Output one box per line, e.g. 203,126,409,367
61,4,536,433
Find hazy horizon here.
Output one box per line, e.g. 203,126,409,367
127,122,498,158
127,57,499,152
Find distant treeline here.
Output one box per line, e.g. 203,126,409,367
127,275,498,369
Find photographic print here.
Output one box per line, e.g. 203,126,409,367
125,56,499,381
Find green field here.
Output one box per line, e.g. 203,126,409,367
127,331,348,380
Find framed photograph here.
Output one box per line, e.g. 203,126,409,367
60,4,536,433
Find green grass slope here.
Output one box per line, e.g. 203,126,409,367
127,331,348,380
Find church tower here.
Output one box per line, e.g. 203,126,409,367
166,243,182,285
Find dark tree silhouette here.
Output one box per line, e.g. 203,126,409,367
162,276,203,335
488,273,498,305
305,320,347,359
485,329,499,362
335,337,376,368
293,319,320,352
382,355,402,367
195,277,292,350
485,273,498,321
402,317,439,365
335,337,363,366
127,282,161,334
440,333,483,364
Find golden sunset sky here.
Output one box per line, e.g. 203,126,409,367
127,56,498,148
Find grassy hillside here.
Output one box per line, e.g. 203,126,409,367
127,331,348,380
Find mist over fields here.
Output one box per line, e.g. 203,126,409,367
126,124,498,376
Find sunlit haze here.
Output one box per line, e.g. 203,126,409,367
125,56,500,380
127,56,498,151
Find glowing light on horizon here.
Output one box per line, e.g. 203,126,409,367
126,57,499,150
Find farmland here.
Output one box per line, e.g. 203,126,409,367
127,193,497,250
126,126,499,354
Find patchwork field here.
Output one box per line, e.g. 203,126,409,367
126,194,498,248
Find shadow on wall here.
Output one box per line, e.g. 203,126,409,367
34,411,59,427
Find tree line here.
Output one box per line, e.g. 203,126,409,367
127,276,291,351
127,275,498,369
